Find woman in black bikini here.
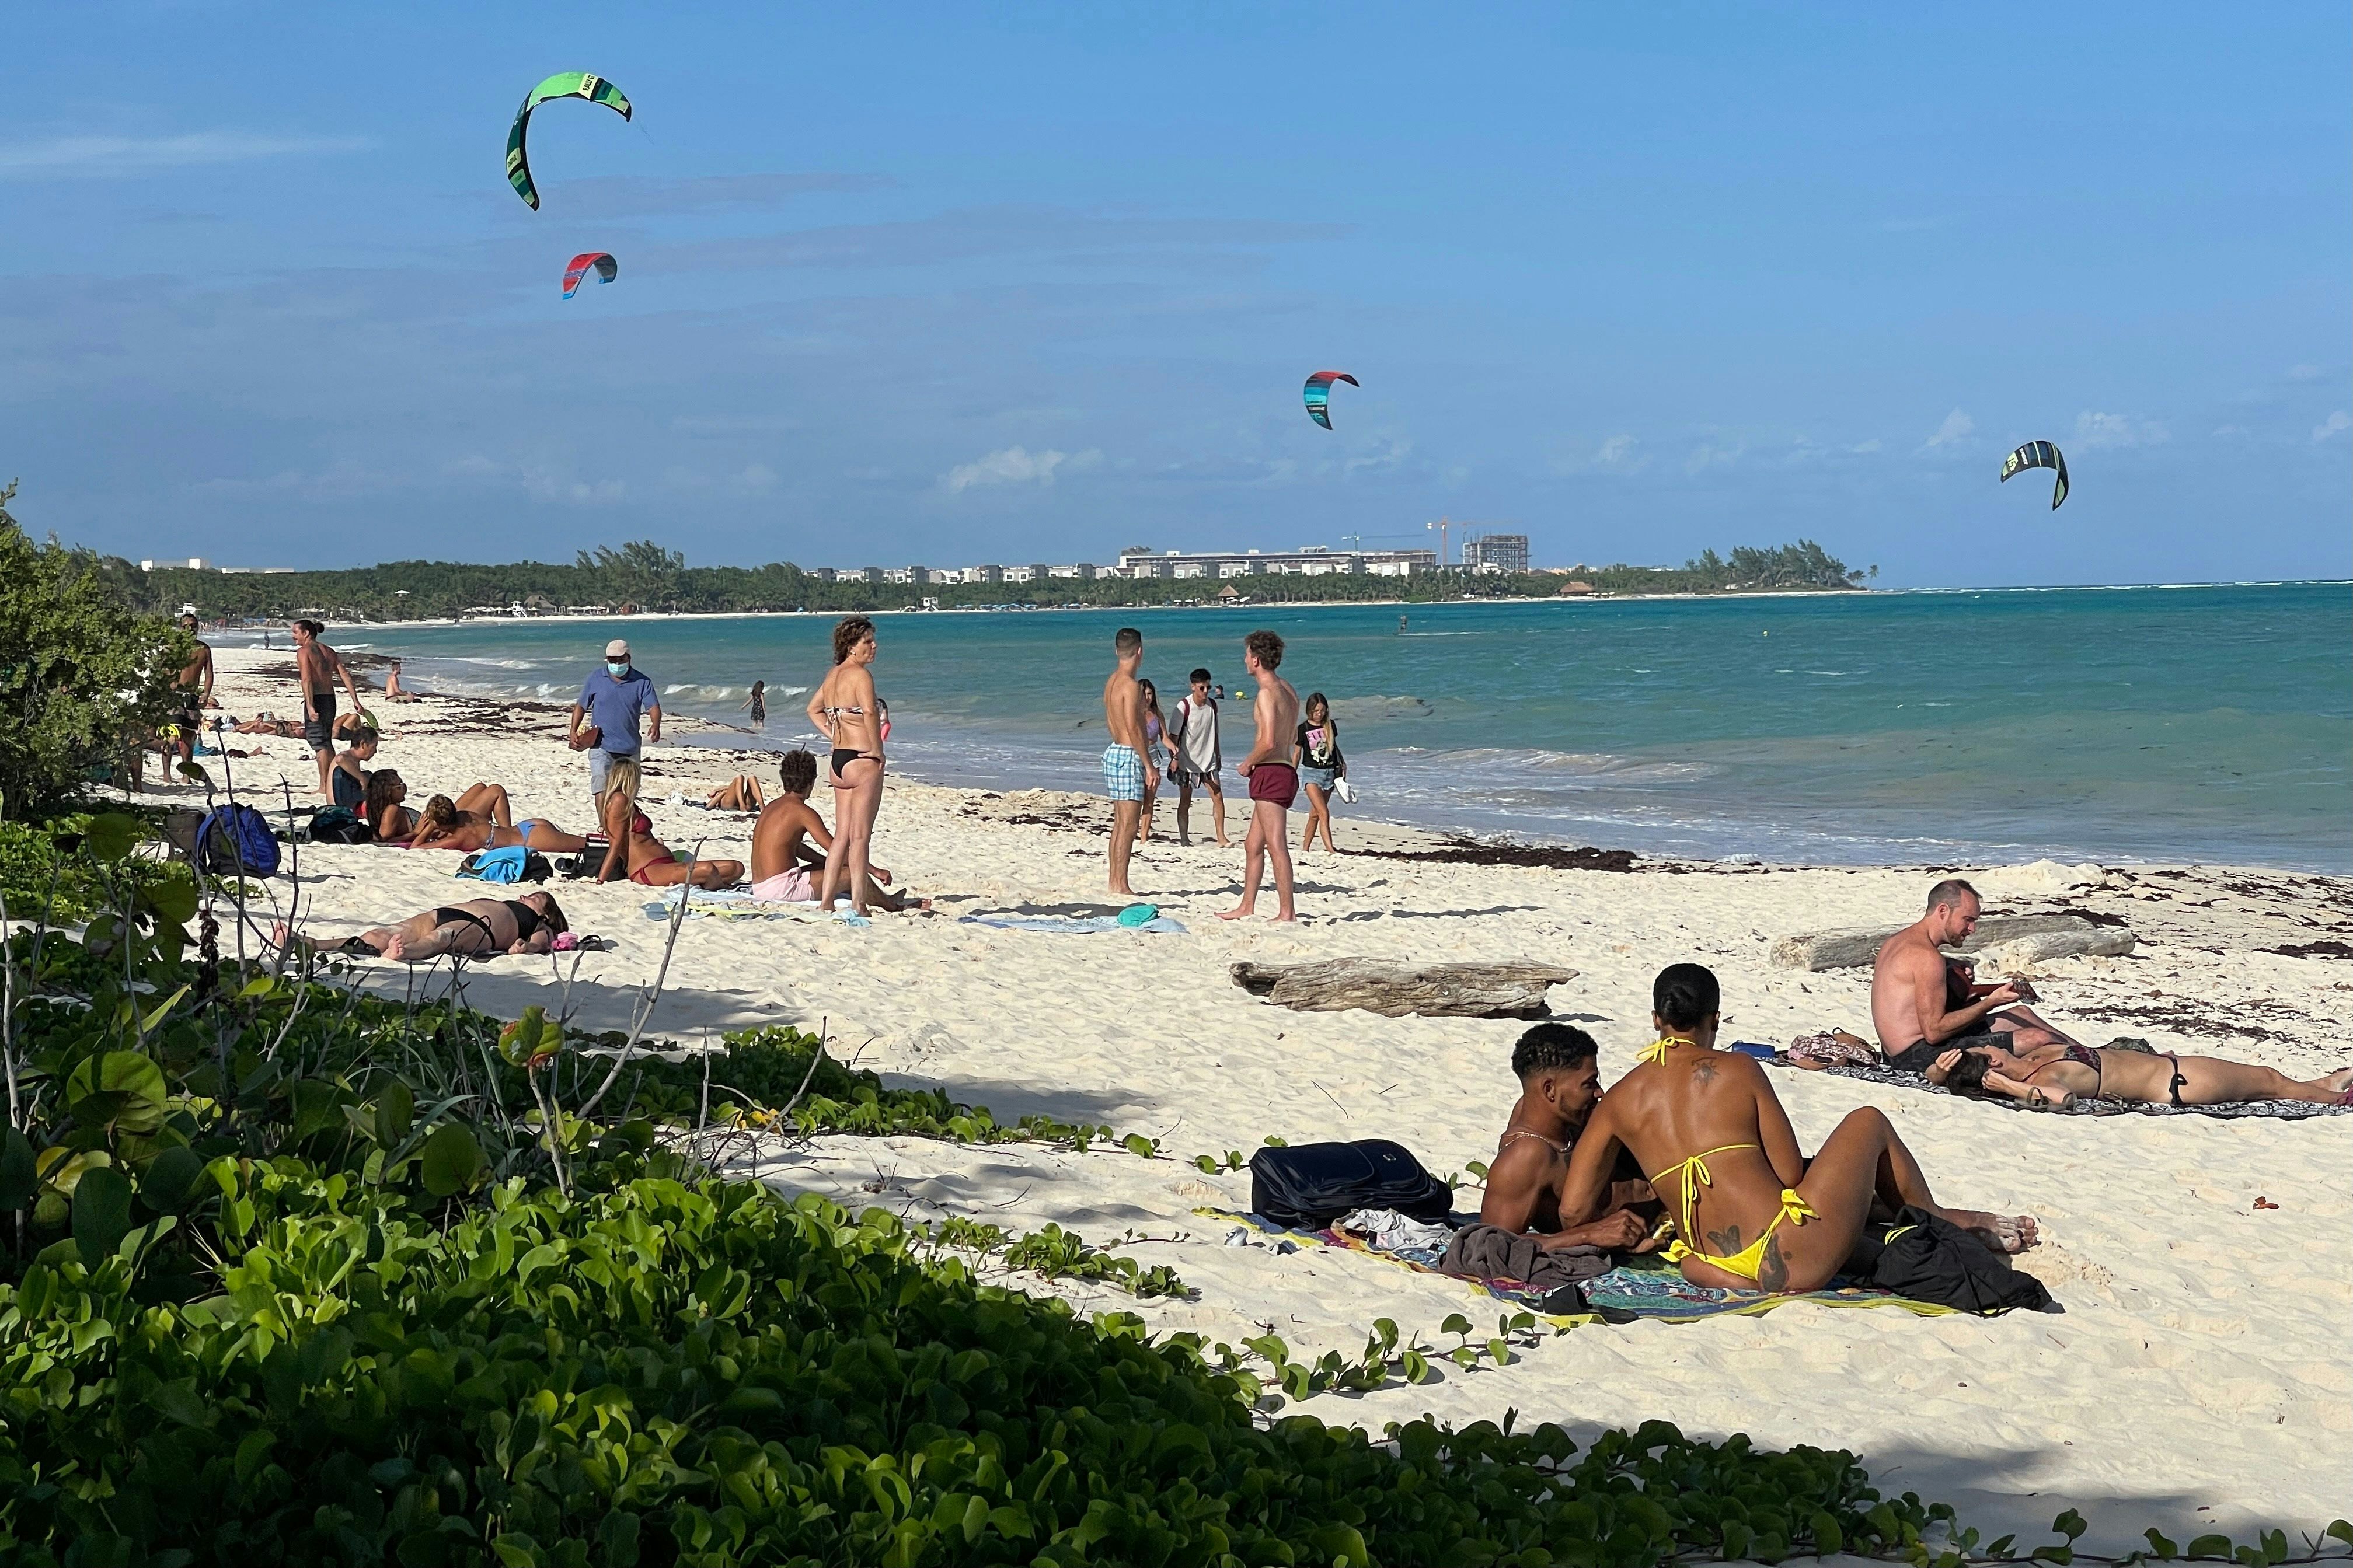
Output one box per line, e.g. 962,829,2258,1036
273,892,568,962
1929,1040,2353,1110
364,770,419,842
806,615,887,916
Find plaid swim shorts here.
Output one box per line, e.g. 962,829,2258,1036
1101,743,1145,802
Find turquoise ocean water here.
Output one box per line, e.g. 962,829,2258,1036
302,582,2350,872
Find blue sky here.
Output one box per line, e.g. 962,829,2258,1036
6,4,2347,585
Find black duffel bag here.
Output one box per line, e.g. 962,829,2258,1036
1247,1138,1453,1229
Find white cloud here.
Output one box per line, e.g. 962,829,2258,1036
1684,439,1744,475
0,131,372,179
2287,364,2324,382
2315,411,2351,442
2073,410,2169,450
941,445,1099,494
1920,408,1974,450
1848,439,1883,455
1552,433,1647,474
735,463,778,494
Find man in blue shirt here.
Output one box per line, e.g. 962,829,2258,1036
570,637,661,813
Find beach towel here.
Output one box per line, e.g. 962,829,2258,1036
640,888,863,926
957,912,1187,935
1200,1209,1956,1326
1766,1048,2352,1120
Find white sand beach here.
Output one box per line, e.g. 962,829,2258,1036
142,648,2353,1548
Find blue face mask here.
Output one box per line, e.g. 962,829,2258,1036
606,661,629,676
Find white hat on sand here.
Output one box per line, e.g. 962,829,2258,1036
604,638,631,659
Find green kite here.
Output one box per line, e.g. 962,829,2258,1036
506,72,632,211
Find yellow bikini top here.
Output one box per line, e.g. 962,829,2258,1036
1637,1036,1694,1066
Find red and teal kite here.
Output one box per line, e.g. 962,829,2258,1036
1302,370,1358,429
561,252,618,299
506,72,632,211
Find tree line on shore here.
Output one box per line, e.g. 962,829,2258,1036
125,536,1870,621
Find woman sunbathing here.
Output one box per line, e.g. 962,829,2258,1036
273,892,567,962
1927,1041,2353,1110
703,774,765,812
596,787,743,889
1559,963,2038,1294
407,791,588,854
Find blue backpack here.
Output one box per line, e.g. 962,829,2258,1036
197,802,281,878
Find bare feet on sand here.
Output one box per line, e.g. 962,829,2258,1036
1214,906,1296,923
383,932,410,961
270,920,292,950
1948,1207,2040,1254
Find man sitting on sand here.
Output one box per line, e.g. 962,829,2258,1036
1871,878,2082,1073
1477,1023,1662,1253
748,750,927,911
274,892,567,962
1216,630,1300,923
330,726,379,811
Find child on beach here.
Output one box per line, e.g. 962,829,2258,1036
1294,692,1346,853
1138,678,1167,844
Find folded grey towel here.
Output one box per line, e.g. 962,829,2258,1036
1439,1223,1612,1307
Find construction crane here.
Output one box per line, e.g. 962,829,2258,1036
1427,515,1452,568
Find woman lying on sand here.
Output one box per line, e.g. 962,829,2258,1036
273,892,567,962
595,789,744,889
1559,963,2038,1294
703,774,765,812
1927,1042,2353,1110
407,791,588,854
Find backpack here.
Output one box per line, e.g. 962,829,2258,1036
1247,1139,1453,1230
197,803,281,878
302,805,370,845
1851,1206,2055,1315
455,845,552,885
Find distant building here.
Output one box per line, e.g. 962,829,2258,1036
1002,564,1048,584
1116,546,1435,579
961,565,1003,585
141,557,211,572
807,567,837,583
1048,563,1098,580
1462,533,1530,574
848,567,883,583
882,567,920,584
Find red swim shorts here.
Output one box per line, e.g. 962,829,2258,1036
1246,762,1298,808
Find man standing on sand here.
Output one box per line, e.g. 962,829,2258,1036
170,613,213,766
570,637,660,818
1216,628,1300,923
1100,627,1156,896
1167,667,1229,848
1871,878,2082,1072
291,619,362,798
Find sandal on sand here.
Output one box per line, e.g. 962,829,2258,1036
334,935,379,956
2021,1085,2077,1112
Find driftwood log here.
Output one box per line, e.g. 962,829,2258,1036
1229,959,1578,1018
1772,914,2134,972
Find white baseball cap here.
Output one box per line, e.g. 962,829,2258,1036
604,639,630,659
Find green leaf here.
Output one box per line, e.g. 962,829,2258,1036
72,1164,135,1267
2186,1537,2235,1561
143,875,200,925
0,1127,36,1210
141,984,191,1032
139,1144,208,1213
238,976,277,1000
85,812,142,862
1122,1132,1156,1159
2055,1510,2088,1541
420,1122,483,1197
2145,1529,2181,1559
1192,1154,1220,1174
1440,1313,1473,1338
66,1050,169,1133
374,1080,416,1147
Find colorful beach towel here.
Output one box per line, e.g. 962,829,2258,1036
959,912,1187,935
1198,1209,1951,1326
1766,1051,2352,1120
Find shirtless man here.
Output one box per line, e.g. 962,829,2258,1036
1871,878,2079,1073
748,751,925,911
1100,627,1156,898
291,619,363,799
170,613,214,765
1216,630,1301,923
1479,1023,1661,1252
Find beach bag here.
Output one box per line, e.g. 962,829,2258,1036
197,803,281,878
557,836,610,879
302,805,370,845
1248,1139,1453,1229
455,846,551,885
1857,1206,2054,1315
